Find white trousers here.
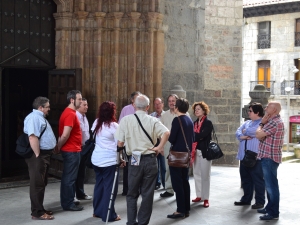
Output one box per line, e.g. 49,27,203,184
193,150,212,200
163,141,174,194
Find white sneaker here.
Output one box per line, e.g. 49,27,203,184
82,195,92,200
74,197,80,205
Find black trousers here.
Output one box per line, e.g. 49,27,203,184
25,150,52,217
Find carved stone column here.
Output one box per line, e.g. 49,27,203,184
128,12,141,94
53,12,73,68
94,12,106,106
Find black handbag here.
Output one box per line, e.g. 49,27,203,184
84,130,96,169
168,117,190,168
15,120,47,158
206,126,224,161
241,140,257,168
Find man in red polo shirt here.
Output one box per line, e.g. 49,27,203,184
57,90,83,211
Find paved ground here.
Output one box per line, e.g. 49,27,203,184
0,162,299,225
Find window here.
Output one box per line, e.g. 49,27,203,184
257,22,271,49
295,19,300,46
257,60,270,89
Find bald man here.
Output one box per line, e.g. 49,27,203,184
255,102,284,221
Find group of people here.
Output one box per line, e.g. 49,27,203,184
235,101,284,221
23,89,284,223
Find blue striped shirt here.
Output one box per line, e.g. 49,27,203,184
24,109,57,150
235,118,262,160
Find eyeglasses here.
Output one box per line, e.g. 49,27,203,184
43,106,50,109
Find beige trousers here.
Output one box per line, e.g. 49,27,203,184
163,141,174,194
193,149,212,200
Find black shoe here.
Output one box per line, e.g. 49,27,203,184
64,205,84,211
121,192,127,196
160,191,174,197
252,203,264,209
185,212,190,218
155,185,161,190
259,213,279,220
167,213,185,219
234,201,250,206
257,208,267,214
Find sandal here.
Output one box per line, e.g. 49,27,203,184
44,210,53,215
115,215,121,221
32,213,54,220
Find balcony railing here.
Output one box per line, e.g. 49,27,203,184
257,34,271,49
281,80,300,95
295,32,300,47
250,81,275,95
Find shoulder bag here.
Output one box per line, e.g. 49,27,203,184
168,117,190,168
84,130,96,169
206,125,224,161
241,140,257,167
15,119,47,158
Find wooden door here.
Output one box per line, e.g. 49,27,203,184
47,69,82,178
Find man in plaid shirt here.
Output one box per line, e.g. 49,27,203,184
256,102,284,221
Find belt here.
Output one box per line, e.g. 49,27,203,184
40,149,53,151
129,153,156,158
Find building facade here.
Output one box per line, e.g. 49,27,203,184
243,0,300,145
0,0,243,179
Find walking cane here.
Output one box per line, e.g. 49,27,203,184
106,146,125,224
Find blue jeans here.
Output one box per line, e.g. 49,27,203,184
156,153,166,188
240,160,265,204
60,151,81,209
261,158,280,217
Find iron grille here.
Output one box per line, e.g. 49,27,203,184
257,34,271,49
295,32,300,47
280,80,300,95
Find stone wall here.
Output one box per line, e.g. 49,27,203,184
160,0,243,165
242,11,300,143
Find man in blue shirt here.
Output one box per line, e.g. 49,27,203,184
24,97,57,220
234,102,265,209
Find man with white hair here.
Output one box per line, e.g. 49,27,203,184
115,94,170,225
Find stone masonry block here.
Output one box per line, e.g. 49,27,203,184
218,7,234,18
214,123,229,133
213,106,230,114
222,89,241,98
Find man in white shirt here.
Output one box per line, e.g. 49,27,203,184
150,97,166,190
119,91,141,196
115,94,170,225
160,94,178,197
74,98,92,203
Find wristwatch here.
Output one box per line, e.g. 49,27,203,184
259,123,264,127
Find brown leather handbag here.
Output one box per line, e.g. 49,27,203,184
168,117,190,168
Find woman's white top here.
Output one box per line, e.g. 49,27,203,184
91,120,119,167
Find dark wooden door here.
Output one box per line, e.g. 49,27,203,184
47,69,82,178
0,0,56,67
